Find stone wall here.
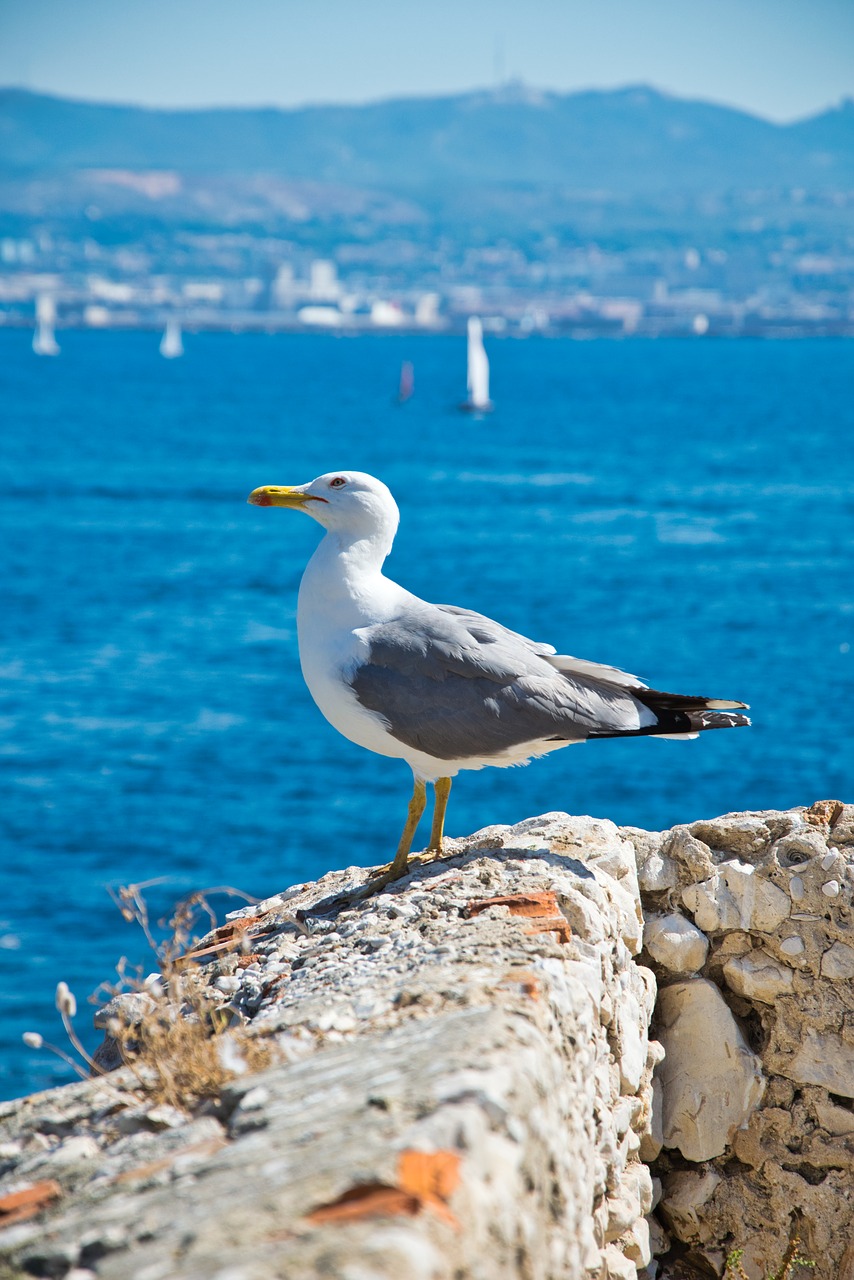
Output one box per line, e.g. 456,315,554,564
0,803,851,1279
0,813,658,1280
635,800,854,1280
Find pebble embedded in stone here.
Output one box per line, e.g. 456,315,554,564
657,979,765,1162
643,913,709,975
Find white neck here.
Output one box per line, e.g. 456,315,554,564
298,524,402,632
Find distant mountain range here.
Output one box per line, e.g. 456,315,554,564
2,84,853,193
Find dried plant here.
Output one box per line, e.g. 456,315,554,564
25,880,278,1111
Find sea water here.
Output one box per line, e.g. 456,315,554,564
1,330,852,1099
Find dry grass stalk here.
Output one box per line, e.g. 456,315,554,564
28,880,278,1112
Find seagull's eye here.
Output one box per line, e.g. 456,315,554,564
329,477,347,489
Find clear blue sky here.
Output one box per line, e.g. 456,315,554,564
1,0,852,122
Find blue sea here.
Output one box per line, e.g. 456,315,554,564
1,330,852,1100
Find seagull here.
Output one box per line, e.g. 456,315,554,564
248,471,749,888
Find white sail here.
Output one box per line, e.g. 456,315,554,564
33,295,60,356
160,319,184,359
466,316,491,408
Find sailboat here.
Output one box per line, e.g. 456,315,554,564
159,319,184,359
460,316,492,412
32,295,60,357
397,360,414,403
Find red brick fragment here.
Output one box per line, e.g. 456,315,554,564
306,1182,419,1225
805,799,845,828
524,917,572,945
463,891,561,919
0,1180,61,1228
463,892,571,944
305,1150,461,1230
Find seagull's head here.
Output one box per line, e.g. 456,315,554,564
248,470,400,543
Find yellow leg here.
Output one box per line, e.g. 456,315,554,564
367,776,427,888
428,777,452,852
388,777,427,878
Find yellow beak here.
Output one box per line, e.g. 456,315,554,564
247,485,328,508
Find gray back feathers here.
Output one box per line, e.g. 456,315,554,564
349,604,655,761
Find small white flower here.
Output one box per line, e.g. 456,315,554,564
55,981,77,1018
23,1032,43,1049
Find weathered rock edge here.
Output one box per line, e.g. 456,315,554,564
0,802,851,1280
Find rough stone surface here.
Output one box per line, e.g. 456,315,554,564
646,800,854,1280
2,802,852,1280
642,913,709,975
0,813,657,1280
722,948,795,1002
657,979,765,1160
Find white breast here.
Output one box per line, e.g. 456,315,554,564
296,540,414,764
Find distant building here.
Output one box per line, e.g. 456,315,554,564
272,264,296,309
309,260,341,303
415,293,441,326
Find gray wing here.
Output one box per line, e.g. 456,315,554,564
349,602,655,761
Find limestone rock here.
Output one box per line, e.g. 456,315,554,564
638,1073,663,1162
0,810,658,1280
681,859,790,933
663,827,714,880
637,849,679,893
820,940,854,980
3,803,853,1280
658,1170,721,1242
722,949,795,1002
643,913,709,974
657,979,765,1161
688,815,771,860
783,1030,854,1098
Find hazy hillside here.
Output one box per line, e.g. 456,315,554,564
1,84,852,191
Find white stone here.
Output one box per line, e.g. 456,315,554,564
657,979,765,1161
597,872,643,954
602,1243,638,1280
723,950,795,1003
638,1074,664,1162
605,1187,639,1240
789,876,805,901
659,1170,721,1240
623,1162,654,1216
638,851,679,892
821,880,841,897
622,1217,651,1267
682,860,789,934
214,975,240,993
779,936,805,956
643,913,709,974
613,986,646,1095
785,1031,854,1098
822,850,839,870
814,1099,854,1136
50,1135,100,1165
820,941,854,980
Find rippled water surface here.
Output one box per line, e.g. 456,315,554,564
1,330,852,1098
